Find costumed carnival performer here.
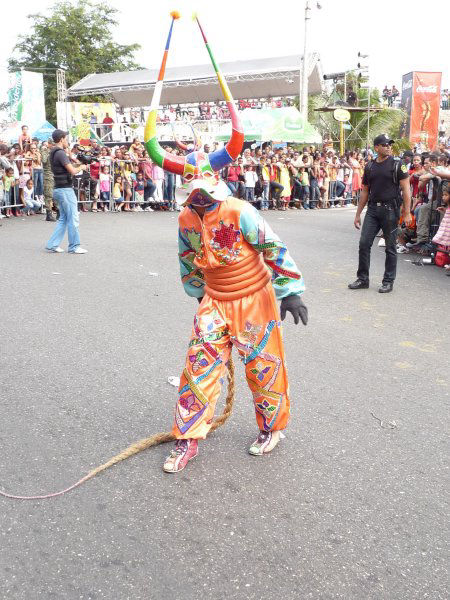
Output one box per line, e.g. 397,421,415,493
145,13,308,473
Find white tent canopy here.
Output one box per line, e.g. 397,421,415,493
67,54,323,107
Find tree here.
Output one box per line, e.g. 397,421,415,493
8,1,141,124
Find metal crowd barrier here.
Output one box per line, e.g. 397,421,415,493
71,159,170,211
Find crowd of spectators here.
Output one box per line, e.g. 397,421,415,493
1,125,449,273
156,97,294,123
0,133,372,218
223,146,367,210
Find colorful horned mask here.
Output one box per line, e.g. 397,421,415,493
144,12,244,206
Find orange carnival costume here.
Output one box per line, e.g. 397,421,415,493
145,13,308,473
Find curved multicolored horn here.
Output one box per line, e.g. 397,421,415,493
193,14,244,171
145,12,244,176
144,11,186,175
171,122,202,152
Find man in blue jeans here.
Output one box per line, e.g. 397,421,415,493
45,130,88,254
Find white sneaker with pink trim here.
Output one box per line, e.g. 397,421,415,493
163,439,199,473
248,430,284,456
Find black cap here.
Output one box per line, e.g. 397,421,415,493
403,150,414,158
52,129,68,143
373,134,394,146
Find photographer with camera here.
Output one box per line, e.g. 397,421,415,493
45,130,88,254
76,146,101,212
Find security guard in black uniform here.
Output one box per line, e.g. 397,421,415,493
348,134,412,293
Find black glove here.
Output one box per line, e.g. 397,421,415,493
197,297,203,304
280,295,308,325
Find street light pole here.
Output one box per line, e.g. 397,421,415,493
357,51,370,150
300,2,322,122
300,0,311,123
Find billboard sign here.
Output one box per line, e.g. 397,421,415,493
401,72,413,138
401,71,442,151
410,72,442,151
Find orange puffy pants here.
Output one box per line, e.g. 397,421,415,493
172,282,290,439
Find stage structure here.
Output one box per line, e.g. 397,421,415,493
67,54,323,107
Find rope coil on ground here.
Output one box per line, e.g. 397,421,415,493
0,358,235,501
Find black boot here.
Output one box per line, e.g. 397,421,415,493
46,209,56,222
348,279,369,290
378,283,393,293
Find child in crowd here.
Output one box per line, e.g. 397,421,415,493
99,165,111,211
122,157,133,211
3,167,16,217
18,159,31,208
128,164,138,211
244,165,258,204
318,162,329,209
298,167,310,209
22,178,43,215
113,175,124,212
134,171,145,210
152,163,165,206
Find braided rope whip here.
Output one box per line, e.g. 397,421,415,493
0,358,235,501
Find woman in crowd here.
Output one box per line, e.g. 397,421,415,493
278,157,292,211
269,156,283,209
225,159,241,196
27,142,44,204
410,154,424,211
349,150,362,203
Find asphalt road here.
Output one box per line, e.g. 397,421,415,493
0,207,448,600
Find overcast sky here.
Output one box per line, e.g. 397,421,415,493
2,0,448,117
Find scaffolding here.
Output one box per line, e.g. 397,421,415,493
56,69,67,102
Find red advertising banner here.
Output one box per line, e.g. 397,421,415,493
409,72,442,151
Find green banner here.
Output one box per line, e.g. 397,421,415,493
8,72,23,122
215,107,322,144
